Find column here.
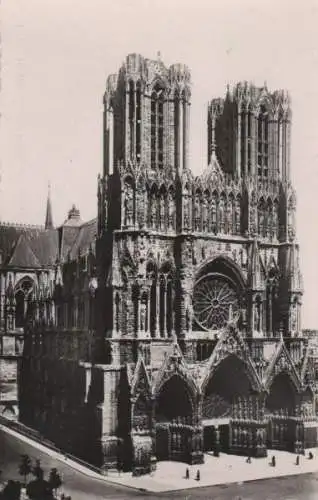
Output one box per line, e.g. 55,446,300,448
133,85,137,160
155,279,160,338
147,291,151,335
163,277,167,338
113,293,117,336
285,120,291,182
136,295,140,337
183,99,189,171
278,119,283,178
74,296,78,329
171,284,175,338
0,273,5,330
271,117,277,180
251,113,256,177
237,112,241,177
268,287,273,336
282,120,287,182
108,107,114,175
178,98,184,174
125,88,129,160
51,300,55,327
245,112,248,175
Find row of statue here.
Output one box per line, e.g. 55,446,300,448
231,426,266,448
122,181,284,239
232,397,265,422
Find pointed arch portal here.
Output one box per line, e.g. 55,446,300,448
155,375,195,463
202,355,253,420
266,372,297,451
202,355,255,453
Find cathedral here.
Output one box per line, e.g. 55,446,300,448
7,53,318,475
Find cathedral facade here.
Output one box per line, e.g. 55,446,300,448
18,53,318,475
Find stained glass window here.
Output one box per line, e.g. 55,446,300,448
193,274,239,331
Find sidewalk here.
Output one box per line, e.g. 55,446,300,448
1,423,318,493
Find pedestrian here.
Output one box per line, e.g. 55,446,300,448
296,455,300,466
196,469,200,481
185,468,189,479
271,455,276,467
246,455,252,464
309,451,314,460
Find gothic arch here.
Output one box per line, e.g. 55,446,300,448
149,78,167,94
256,96,273,117
200,354,258,419
192,257,246,333
264,342,302,394
154,373,197,419
195,255,246,289
14,277,35,328
265,372,297,416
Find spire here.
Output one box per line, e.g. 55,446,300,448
45,182,53,230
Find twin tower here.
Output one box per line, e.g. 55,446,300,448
96,52,300,350
102,52,291,182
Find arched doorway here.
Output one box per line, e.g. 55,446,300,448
155,375,194,463
202,355,257,455
266,372,297,451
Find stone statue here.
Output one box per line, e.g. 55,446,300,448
159,196,165,230
140,302,146,331
168,192,175,229
254,302,261,332
291,302,297,332
124,183,133,226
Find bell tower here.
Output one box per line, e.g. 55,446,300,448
102,53,191,177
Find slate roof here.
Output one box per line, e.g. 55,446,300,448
0,224,44,266
0,215,97,270
69,219,97,260
8,234,41,268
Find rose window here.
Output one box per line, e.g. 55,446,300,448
193,274,240,331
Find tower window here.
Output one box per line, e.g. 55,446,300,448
257,105,269,178
174,93,179,169
136,81,141,159
240,106,253,177
151,94,156,168
240,107,245,177
129,81,134,159
150,85,165,169
158,94,164,168
247,109,252,173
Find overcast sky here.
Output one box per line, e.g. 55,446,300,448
1,0,318,328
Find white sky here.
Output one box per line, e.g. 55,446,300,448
1,0,318,328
